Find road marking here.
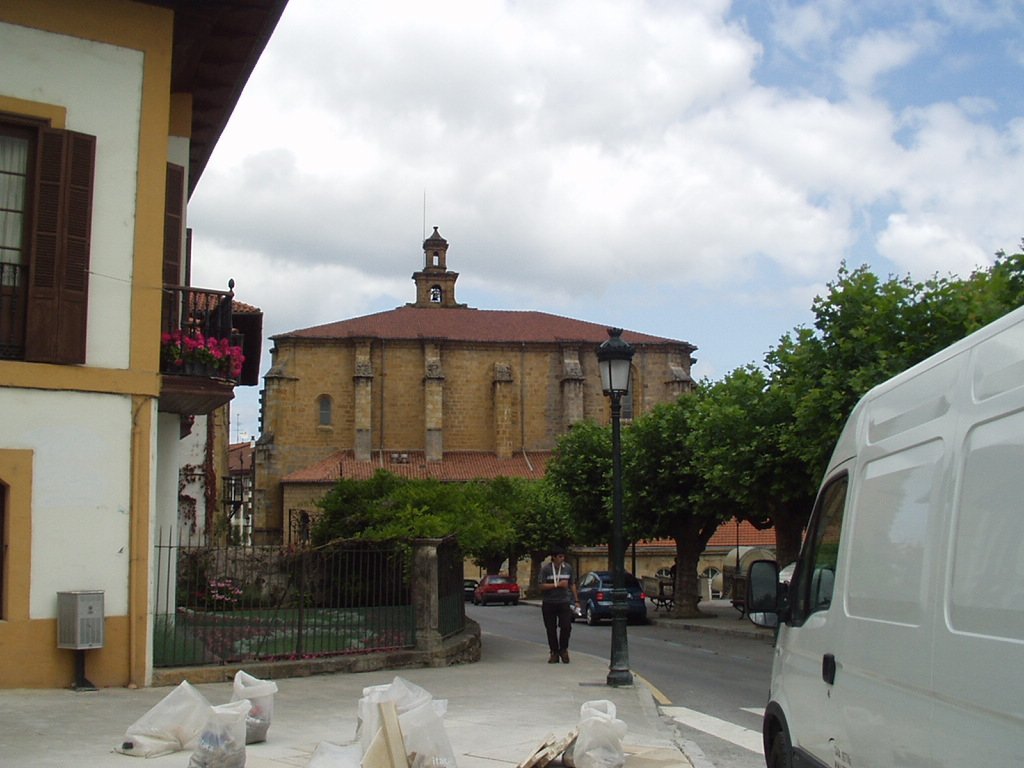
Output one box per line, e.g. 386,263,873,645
632,672,672,706
661,706,764,755
741,707,765,716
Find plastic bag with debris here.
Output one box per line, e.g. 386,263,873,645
188,699,250,768
572,700,628,768
355,676,447,753
115,680,212,758
230,670,278,743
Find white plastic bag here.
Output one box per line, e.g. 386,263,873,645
355,677,446,754
188,699,250,768
231,669,278,743
572,700,628,768
308,741,362,768
398,696,457,768
115,680,212,757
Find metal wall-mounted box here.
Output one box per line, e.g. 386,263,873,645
57,590,104,649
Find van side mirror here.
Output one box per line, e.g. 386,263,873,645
747,559,780,628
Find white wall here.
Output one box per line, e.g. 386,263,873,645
0,389,134,618
0,21,144,370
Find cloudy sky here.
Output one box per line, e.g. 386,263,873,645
188,0,1024,440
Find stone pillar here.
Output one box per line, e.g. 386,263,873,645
412,538,443,653
493,362,514,459
561,348,585,429
666,359,694,398
353,341,374,461
424,343,444,461
252,357,295,544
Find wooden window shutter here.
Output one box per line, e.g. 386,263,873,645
24,128,95,364
163,164,184,286
162,163,185,333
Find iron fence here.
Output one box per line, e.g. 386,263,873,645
153,530,415,668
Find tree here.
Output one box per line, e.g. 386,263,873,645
765,251,1024,564
687,367,812,568
312,472,518,568
546,421,615,547
627,394,722,617
511,477,575,596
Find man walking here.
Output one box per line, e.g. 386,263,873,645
539,548,579,663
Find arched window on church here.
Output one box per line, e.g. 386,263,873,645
317,394,332,426
430,285,442,303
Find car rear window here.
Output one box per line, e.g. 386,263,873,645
488,576,514,584
600,574,641,588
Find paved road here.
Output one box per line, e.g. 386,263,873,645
467,602,773,768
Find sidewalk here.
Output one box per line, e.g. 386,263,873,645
0,631,690,768
645,598,775,642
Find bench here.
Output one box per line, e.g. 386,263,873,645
642,576,674,611
730,574,747,618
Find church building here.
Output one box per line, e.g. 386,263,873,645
253,229,697,544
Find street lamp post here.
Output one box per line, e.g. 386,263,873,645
596,327,635,687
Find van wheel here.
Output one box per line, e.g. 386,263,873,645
586,606,600,626
766,723,792,768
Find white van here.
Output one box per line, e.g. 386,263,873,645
747,304,1024,768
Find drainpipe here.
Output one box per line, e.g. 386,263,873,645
520,343,529,467
378,338,386,467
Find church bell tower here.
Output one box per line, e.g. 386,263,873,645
409,227,467,308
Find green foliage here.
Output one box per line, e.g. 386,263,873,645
508,477,574,555
626,395,703,537
770,252,1024,484
546,421,614,545
313,471,549,570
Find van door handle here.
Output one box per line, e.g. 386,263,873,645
822,653,836,685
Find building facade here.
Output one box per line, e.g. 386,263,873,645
254,229,697,543
0,1,280,688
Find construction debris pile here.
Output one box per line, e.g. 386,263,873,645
112,673,631,768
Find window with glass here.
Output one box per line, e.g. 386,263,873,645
0,116,95,363
0,125,31,357
790,474,847,624
318,394,332,426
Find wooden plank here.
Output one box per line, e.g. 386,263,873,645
516,729,578,768
380,700,408,768
362,700,409,768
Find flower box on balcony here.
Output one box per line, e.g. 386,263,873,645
161,330,245,380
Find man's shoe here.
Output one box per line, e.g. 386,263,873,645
548,652,560,664
560,651,570,664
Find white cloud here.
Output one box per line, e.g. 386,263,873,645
837,28,925,95
771,0,844,56
877,214,989,276
186,0,1024,436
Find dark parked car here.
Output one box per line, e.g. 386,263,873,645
463,578,479,601
576,570,647,625
472,575,520,605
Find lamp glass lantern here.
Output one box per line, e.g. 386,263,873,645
597,328,634,396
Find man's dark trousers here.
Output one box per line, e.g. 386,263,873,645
542,601,573,652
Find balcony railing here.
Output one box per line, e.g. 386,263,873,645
159,282,244,416
0,262,25,359
160,282,243,381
